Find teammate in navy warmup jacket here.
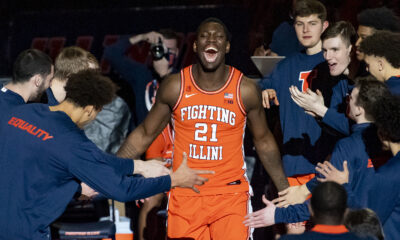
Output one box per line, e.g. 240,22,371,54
259,0,333,185
288,21,355,138
360,31,400,95
362,95,400,240
279,182,374,240
0,49,53,112
244,79,390,230
0,70,211,240
273,22,357,205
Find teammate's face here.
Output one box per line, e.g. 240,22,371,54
322,36,352,76
294,14,328,49
194,22,230,71
364,55,385,81
355,25,375,61
347,86,360,121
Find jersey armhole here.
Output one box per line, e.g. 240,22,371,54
172,70,185,111
236,73,247,116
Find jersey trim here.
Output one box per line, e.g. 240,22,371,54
189,65,234,95
172,70,185,111
236,73,246,115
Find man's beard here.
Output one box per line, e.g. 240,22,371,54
29,82,47,102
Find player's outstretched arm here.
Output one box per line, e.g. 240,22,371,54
241,77,289,191
117,74,181,159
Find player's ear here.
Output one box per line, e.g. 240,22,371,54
193,41,198,53
84,105,95,116
347,44,352,55
32,74,42,87
322,21,329,32
225,41,230,53
378,58,384,71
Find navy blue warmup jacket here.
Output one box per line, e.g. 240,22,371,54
0,104,171,240
275,123,386,223
259,51,348,176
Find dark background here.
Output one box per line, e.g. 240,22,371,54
1,0,398,77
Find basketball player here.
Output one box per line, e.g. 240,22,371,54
117,17,288,239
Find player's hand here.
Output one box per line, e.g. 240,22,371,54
153,57,171,78
244,195,276,228
272,185,310,207
253,45,269,56
78,182,99,200
170,152,214,193
262,89,279,109
143,31,164,44
316,161,349,185
289,86,327,117
133,159,170,178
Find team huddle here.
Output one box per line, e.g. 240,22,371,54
0,0,400,239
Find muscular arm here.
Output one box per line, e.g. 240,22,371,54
117,74,181,159
241,77,289,191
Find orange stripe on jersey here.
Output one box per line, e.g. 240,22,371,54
236,73,246,115
172,70,185,111
172,65,248,196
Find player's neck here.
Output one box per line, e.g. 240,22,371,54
386,67,400,80
389,142,400,157
4,82,30,103
49,101,85,126
50,78,67,103
306,40,322,55
192,64,230,92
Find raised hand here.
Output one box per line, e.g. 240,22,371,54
262,89,279,109
289,86,327,117
316,161,349,185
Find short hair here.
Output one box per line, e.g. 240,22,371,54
293,0,327,22
64,70,117,111
354,76,391,121
12,49,53,84
357,7,400,32
158,28,179,42
196,17,232,42
54,46,100,81
321,21,356,47
345,208,384,240
311,182,347,222
359,31,400,68
372,94,400,143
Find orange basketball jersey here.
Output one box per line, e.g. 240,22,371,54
171,65,249,196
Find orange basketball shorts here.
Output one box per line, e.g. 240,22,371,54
167,192,251,240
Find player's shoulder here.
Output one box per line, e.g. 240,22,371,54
157,72,182,107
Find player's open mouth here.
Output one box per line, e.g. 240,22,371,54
204,47,218,62
328,62,337,71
